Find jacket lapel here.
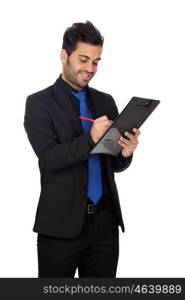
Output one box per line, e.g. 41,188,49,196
88,88,106,119
52,79,83,135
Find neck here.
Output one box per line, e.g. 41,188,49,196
61,73,83,91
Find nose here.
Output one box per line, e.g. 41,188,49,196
85,61,96,73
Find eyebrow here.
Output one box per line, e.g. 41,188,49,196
79,55,101,61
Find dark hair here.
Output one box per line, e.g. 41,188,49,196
62,21,104,55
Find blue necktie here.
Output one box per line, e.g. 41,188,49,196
71,90,103,203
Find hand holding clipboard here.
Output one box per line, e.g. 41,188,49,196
89,96,160,156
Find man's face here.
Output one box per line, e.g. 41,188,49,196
61,42,102,90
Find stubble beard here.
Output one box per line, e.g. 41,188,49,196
63,58,93,90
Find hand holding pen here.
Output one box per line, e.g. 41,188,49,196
79,115,113,143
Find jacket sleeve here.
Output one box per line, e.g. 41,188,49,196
107,95,133,173
24,95,93,172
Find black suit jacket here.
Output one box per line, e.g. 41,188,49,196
24,76,133,238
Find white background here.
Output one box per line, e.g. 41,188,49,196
0,0,184,277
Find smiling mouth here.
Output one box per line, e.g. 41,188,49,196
79,72,93,81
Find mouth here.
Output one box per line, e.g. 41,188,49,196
79,72,93,81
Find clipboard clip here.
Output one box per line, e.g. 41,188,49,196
136,99,153,107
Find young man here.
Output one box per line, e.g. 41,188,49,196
24,21,140,277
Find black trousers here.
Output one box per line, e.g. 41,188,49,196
37,201,119,277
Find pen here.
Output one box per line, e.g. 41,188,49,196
79,116,94,122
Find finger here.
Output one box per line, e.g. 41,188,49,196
95,118,112,125
118,141,134,152
121,141,137,151
99,120,113,127
96,115,108,121
133,128,141,137
118,140,127,148
125,131,140,143
120,135,138,147
124,131,136,142
98,122,113,131
119,140,137,153
120,136,131,145
96,123,112,131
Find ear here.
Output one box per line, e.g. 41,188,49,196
60,49,68,64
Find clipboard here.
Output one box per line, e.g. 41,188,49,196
90,96,160,156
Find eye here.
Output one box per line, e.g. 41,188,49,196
93,62,98,66
80,59,87,63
